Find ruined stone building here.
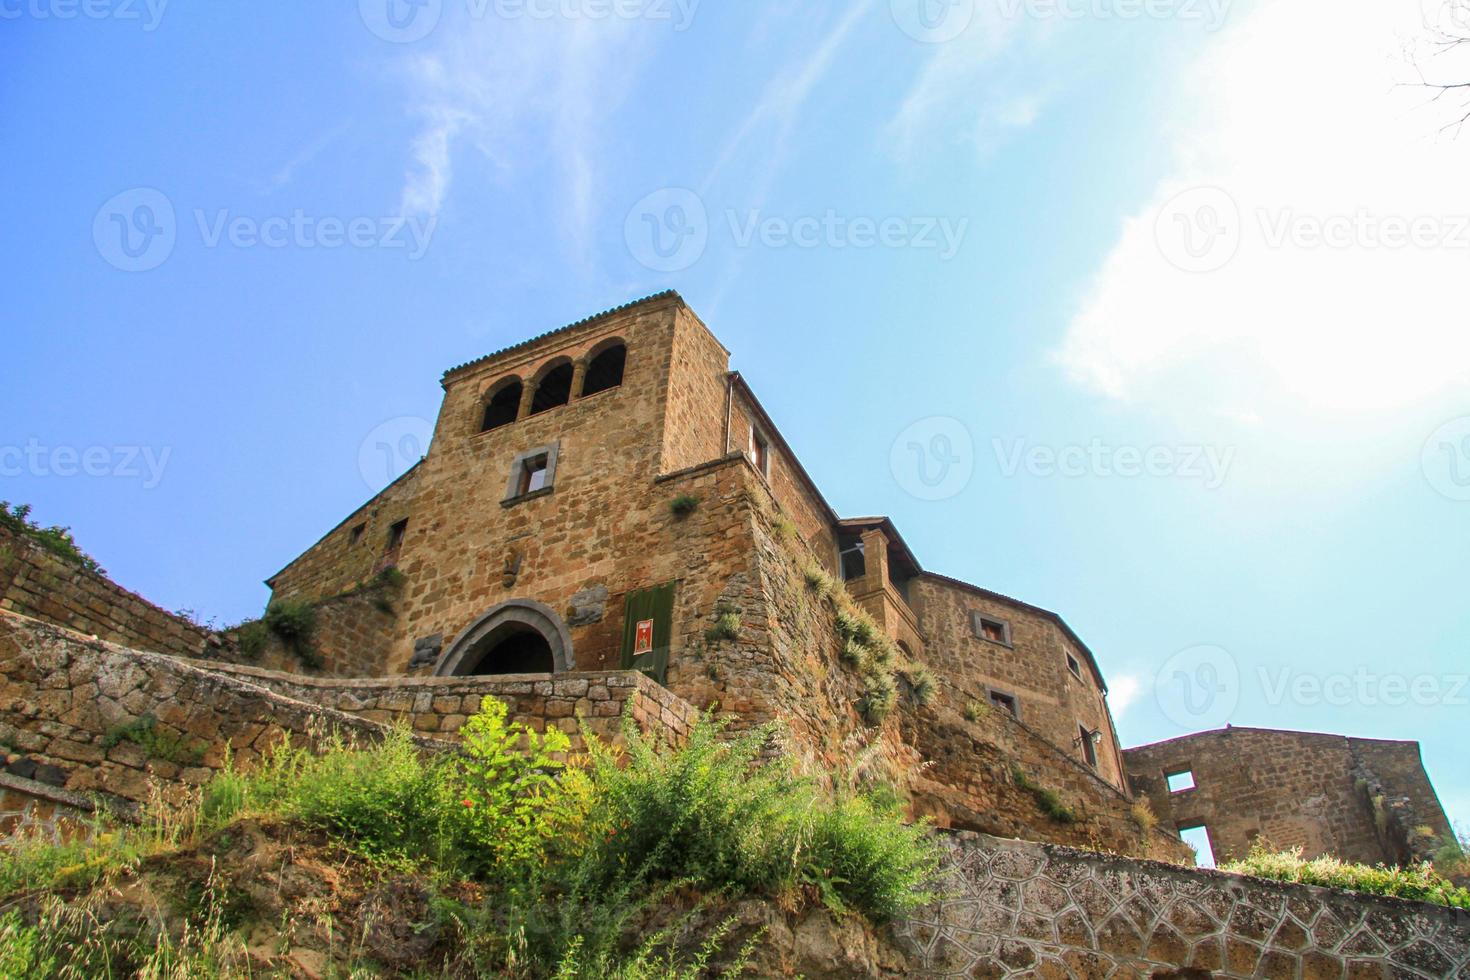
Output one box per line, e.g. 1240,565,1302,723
0,291,1454,876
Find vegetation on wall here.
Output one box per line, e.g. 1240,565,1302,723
234,599,322,669
704,604,742,643
100,713,204,766
1221,843,1470,910
1011,765,1077,825
0,502,103,574
0,703,942,977
669,493,700,518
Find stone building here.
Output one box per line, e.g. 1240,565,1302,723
264,291,1154,847
1125,726,1455,868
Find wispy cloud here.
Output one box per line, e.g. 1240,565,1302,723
1108,672,1146,717
256,123,351,195
1054,0,1470,426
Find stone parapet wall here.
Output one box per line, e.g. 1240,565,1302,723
898,830,1470,979
0,523,209,659
191,660,700,750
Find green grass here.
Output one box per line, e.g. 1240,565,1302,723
101,713,205,765
1221,844,1470,909
0,501,103,574
1011,766,1076,824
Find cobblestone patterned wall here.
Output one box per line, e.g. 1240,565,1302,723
0,523,209,658
898,831,1470,979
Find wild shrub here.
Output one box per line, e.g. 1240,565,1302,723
858,670,898,726
704,610,742,643
1221,843,1470,909
964,700,988,723
0,501,103,573
1130,799,1159,836
903,667,937,706
670,494,700,518
801,561,833,599
1011,766,1076,824
102,713,204,765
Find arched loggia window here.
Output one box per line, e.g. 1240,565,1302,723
480,379,523,432
530,360,574,415
581,342,627,397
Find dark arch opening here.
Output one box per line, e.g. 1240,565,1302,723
481,380,522,432
581,344,626,397
531,362,574,415
463,623,554,675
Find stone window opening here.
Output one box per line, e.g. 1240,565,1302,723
1066,652,1082,679
480,378,523,432
989,689,1019,720
581,341,626,397
839,537,866,581
1077,724,1100,768
385,518,408,553
1179,824,1216,868
503,443,560,506
972,612,1012,647
530,360,575,415
348,523,365,546
1166,769,1196,793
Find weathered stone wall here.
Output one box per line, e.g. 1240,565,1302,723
0,772,96,841
211,577,403,678
192,660,699,752
0,523,210,659
909,575,1127,792
1125,727,1455,868
898,830,1470,979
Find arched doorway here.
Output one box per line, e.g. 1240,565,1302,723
434,599,574,677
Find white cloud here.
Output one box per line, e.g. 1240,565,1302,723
1055,0,1470,425
1108,672,1146,717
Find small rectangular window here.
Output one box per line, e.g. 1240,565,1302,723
518,453,550,496
989,690,1018,719
385,519,408,552
1079,725,1098,768
503,443,560,505
1166,769,1196,794
839,539,866,581
749,427,770,477
1066,652,1082,678
972,613,1011,646
348,523,365,545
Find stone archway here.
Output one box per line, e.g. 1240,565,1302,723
434,599,574,677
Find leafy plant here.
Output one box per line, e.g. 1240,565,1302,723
1221,843,1470,910
669,494,700,518
705,609,742,643
770,515,797,543
1130,799,1158,836
801,561,833,599
903,667,937,706
963,700,988,723
0,501,103,574
101,713,204,765
1012,765,1076,824
858,670,898,726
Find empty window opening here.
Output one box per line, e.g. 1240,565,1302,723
531,362,574,414
516,453,550,496
839,537,866,581
481,381,522,431
1179,825,1216,869
1166,769,1196,794
1078,725,1099,768
1067,652,1082,678
973,614,1011,646
989,690,1018,719
348,523,365,546
581,344,626,397
749,427,770,476
385,519,408,553
465,624,554,675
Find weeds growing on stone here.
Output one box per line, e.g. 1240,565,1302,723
1221,843,1470,909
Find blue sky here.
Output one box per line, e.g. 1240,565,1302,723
3,1,1468,831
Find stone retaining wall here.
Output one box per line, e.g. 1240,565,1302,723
191,659,701,750
898,831,1470,978
0,523,209,659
